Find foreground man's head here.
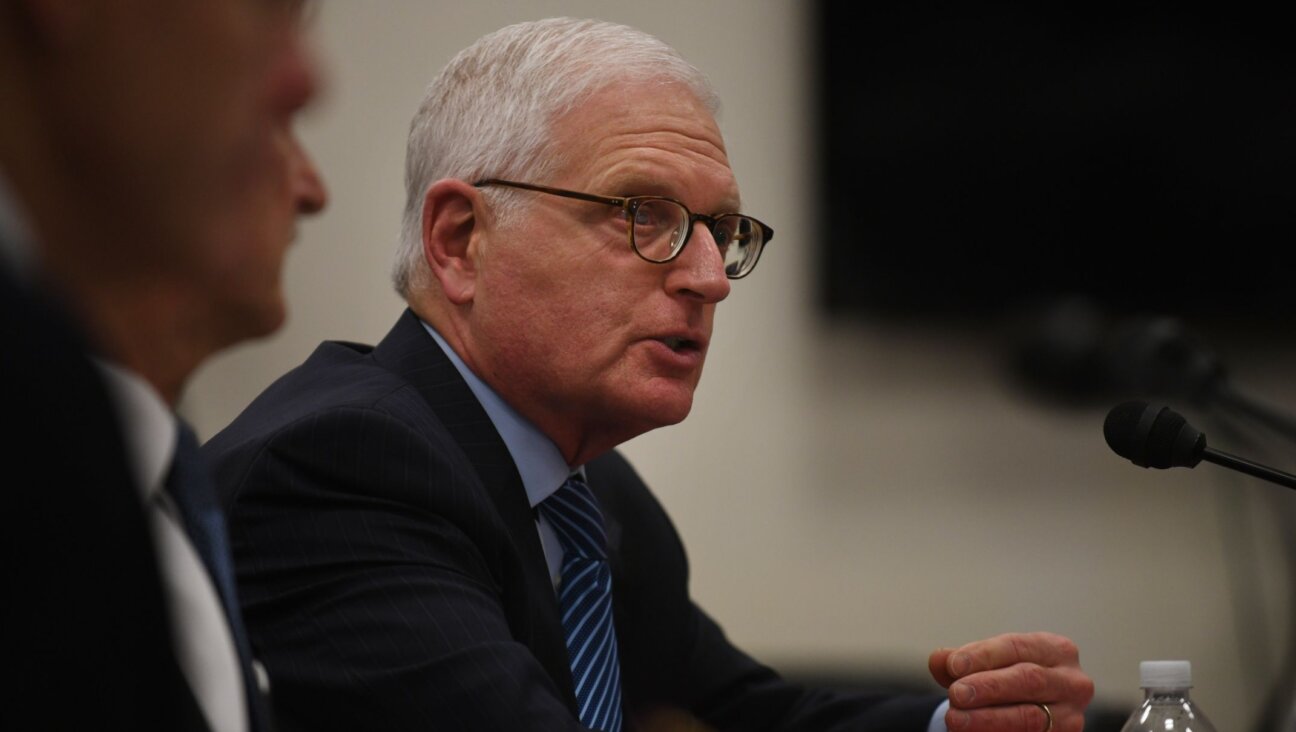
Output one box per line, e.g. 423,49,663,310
0,0,324,399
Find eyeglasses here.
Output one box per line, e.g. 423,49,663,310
473,179,772,279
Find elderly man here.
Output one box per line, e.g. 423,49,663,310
204,18,1093,732
0,1,323,730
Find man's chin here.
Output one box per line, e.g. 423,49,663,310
633,385,695,429
246,298,288,339
211,295,288,350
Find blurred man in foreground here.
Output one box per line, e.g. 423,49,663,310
0,1,323,729
205,17,1093,732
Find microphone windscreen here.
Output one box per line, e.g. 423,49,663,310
1104,401,1205,469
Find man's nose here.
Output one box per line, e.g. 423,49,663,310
288,135,327,215
664,222,731,304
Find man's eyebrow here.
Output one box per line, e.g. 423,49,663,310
717,196,744,213
606,178,670,199
610,182,744,214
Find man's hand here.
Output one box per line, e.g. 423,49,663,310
928,632,1094,732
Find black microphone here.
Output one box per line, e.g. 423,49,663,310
1104,401,1296,490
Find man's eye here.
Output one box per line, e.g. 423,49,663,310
633,207,662,227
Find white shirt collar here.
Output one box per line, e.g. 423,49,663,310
96,360,178,501
0,169,38,280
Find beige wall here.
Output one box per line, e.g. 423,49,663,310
182,2,1295,728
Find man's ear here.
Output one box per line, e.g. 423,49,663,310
421,179,484,305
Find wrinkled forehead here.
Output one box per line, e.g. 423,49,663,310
546,80,740,210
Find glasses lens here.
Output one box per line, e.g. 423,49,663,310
713,215,764,277
629,198,689,262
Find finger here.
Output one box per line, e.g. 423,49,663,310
945,632,1080,679
928,647,958,688
946,702,1076,732
948,663,1092,709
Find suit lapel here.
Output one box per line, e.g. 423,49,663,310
370,310,577,708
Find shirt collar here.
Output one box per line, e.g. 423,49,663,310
0,169,38,280
420,320,571,507
96,360,179,503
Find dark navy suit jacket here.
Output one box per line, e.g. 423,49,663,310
203,309,940,731
1,265,209,730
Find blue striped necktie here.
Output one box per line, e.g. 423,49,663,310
538,474,623,732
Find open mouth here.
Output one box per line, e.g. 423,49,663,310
658,336,699,353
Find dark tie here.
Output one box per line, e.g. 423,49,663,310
165,423,267,731
538,475,624,732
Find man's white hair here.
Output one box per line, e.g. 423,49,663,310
392,17,720,297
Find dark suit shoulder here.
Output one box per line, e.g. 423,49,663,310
204,339,494,542
201,328,585,731
205,340,401,445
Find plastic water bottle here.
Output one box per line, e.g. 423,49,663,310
1120,660,1218,732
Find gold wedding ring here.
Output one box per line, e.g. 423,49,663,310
1036,703,1053,732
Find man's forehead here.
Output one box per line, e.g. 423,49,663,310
552,82,741,209
599,160,742,211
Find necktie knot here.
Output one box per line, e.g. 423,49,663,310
166,424,216,516
539,474,608,561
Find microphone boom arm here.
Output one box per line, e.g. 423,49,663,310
1201,447,1296,491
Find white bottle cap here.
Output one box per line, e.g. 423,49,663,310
1140,660,1192,689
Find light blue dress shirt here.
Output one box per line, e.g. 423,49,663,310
420,319,949,731
420,321,570,585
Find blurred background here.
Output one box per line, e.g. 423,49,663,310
181,2,1296,729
